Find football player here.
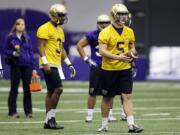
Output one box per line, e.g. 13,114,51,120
120,12,134,121
37,4,76,129
76,14,117,122
98,3,143,133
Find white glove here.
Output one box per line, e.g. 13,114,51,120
132,68,137,78
68,65,76,78
83,56,97,67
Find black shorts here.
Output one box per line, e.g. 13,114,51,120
101,69,133,97
89,66,102,96
42,67,62,91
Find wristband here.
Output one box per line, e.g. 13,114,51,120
41,56,48,64
64,57,72,66
131,52,138,59
83,56,88,61
68,64,73,67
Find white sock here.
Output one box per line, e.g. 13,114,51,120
45,111,51,123
109,109,113,116
45,109,54,123
121,108,126,117
102,117,108,128
127,115,134,126
87,109,94,116
51,109,56,118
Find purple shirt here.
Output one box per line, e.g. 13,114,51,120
85,30,102,65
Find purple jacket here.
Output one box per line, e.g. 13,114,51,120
3,33,36,69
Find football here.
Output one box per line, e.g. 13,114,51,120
125,49,138,59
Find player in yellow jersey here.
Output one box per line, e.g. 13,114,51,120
37,4,76,129
76,14,118,122
98,3,143,133
119,12,136,121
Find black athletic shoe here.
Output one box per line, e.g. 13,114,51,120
44,123,63,129
128,124,143,133
26,113,33,119
9,113,20,119
44,117,64,130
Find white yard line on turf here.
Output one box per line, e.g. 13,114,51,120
1,107,180,113
0,87,87,93
1,86,180,93
0,98,180,105
82,132,180,135
0,98,180,106
0,118,180,125
4,98,180,103
75,107,180,113
142,113,170,116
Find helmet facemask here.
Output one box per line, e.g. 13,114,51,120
97,21,111,30
112,12,129,27
125,13,132,26
49,4,68,26
96,14,111,31
110,3,129,28
57,12,68,25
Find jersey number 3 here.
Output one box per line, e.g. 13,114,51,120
56,38,62,54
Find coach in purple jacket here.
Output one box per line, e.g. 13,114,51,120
3,18,36,119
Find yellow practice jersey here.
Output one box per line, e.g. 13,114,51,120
98,24,135,71
37,21,65,67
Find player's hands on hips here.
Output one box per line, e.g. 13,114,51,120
0,69,3,79
43,64,51,74
84,57,97,67
117,54,133,63
68,65,76,78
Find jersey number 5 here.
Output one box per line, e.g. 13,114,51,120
116,41,125,53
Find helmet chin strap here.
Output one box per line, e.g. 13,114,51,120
112,20,124,29
52,19,63,26
56,20,60,25
58,16,68,25
50,20,59,27
58,21,63,25
111,14,124,29
51,16,66,26
97,27,101,31
97,25,103,31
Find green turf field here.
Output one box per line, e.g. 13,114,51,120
0,81,180,135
